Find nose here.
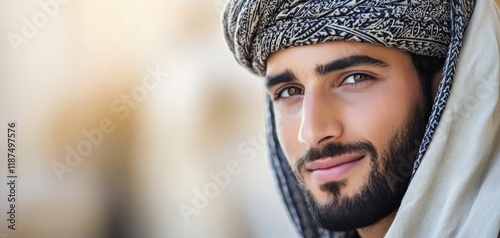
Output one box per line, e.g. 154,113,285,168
298,89,343,147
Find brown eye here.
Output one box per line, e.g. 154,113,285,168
277,86,304,99
354,74,368,82
343,73,372,85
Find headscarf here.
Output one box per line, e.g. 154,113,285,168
386,0,500,236
223,0,500,237
223,0,454,76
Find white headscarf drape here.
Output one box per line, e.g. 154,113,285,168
386,0,500,236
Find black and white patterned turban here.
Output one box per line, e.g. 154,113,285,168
223,0,454,76
222,1,475,237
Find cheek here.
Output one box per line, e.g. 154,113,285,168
343,77,421,152
275,109,303,165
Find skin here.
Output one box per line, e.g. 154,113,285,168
265,41,435,237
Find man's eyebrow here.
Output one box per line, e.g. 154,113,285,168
315,55,388,76
265,69,297,90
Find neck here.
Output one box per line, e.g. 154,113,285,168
356,211,396,238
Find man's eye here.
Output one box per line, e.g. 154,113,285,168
342,73,372,85
275,86,304,100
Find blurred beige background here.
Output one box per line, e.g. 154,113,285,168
0,0,295,237
1,1,499,238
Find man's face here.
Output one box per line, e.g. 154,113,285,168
265,41,431,230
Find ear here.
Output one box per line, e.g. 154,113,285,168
431,69,443,100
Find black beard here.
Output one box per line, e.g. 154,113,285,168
296,101,430,231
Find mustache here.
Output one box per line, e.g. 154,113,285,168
295,141,377,174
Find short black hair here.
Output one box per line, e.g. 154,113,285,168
410,54,446,106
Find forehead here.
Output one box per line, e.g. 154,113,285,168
266,41,410,77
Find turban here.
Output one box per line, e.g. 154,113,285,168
223,0,455,76
222,0,479,237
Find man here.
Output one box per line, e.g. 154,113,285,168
223,0,500,237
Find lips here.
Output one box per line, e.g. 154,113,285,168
305,154,364,184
